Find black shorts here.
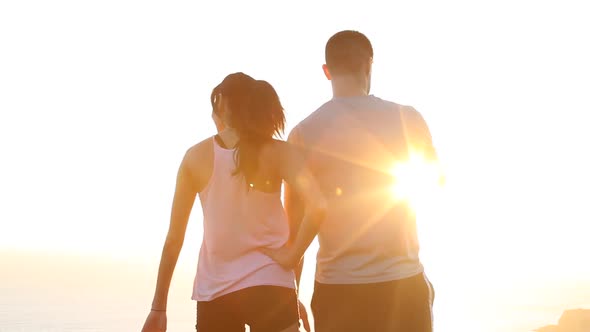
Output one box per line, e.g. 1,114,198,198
196,285,299,332
311,272,435,332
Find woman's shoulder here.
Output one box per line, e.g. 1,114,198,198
180,137,215,191
261,138,304,168
183,136,214,166
255,138,285,164
187,136,213,153
264,138,291,155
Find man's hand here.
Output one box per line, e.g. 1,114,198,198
141,310,167,332
298,299,311,332
261,244,299,270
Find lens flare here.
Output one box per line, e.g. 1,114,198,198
390,152,444,210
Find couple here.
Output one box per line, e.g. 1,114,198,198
142,30,438,332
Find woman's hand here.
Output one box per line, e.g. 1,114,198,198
298,300,311,332
141,310,167,332
261,244,299,270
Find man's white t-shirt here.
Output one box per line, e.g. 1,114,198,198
289,95,437,284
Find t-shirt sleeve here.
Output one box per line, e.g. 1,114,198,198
287,126,303,147
287,125,315,171
401,106,438,162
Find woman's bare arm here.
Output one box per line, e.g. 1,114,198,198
142,144,203,332
262,140,326,269
149,147,200,311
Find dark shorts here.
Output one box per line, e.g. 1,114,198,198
311,272,435,332
196,285,299,332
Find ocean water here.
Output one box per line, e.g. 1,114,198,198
1,251,589,332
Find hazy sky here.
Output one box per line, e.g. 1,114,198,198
1,1,589,330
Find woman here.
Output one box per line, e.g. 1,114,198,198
141,72,325,332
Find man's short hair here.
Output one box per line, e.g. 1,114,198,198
325,30,373,75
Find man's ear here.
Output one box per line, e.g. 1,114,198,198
322,64,332,81
365,58,373,76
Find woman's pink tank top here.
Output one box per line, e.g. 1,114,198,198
192,139,295,301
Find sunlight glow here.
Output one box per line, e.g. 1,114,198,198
390,152,444,211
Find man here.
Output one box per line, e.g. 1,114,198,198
263,30,440,332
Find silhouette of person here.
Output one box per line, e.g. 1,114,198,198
263,30,440,332
142,73,324,332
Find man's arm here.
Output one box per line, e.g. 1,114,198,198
402,107,445,185
402,107,438,161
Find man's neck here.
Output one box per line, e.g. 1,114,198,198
331,76,369,98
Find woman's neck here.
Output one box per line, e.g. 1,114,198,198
217,128,240,149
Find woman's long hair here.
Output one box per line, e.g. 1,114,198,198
211,73,285,186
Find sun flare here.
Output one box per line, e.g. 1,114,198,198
390,152,444,211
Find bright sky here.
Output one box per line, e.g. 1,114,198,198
1,1,589,331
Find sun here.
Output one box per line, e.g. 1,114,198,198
389,152,444,211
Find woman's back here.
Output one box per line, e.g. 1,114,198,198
142,73,322,332
193,136,295,301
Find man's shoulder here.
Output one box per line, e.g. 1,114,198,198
372,97,426,123
371,95,414,112
289,96,421,139
297,100,335,127
288,100,334,140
